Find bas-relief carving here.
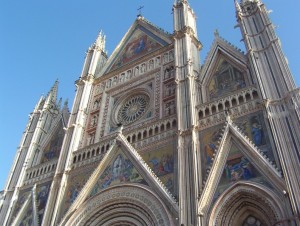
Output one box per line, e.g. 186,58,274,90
208,58,246,100
41,123,64,163
112,29,162,70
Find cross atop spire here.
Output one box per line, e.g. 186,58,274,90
137,6,144,17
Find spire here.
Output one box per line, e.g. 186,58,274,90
34,95,46,112
44,80,59,109
234,0,241,12
240,0,261,5
93,31,106,51
63,99,69,112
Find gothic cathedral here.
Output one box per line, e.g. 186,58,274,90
1,0,300,225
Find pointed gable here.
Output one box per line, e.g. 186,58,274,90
200,35,249,102
61,130,178,223
103,17,172,74
198,118,285,214
40,120,64,163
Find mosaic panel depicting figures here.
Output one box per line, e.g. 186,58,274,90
141,143,176,194
61,166,94,217
214,144,265,200
89,150,147,198
200,112,274,171
11,188,31,220
41,122,64,163
199,112,275,200
19,204,33,226
36,181,52,224
208,58,246,99
12,182,52,226
111,29,162,70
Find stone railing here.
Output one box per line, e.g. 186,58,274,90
71,136,116,169
125,117,177,149
197,87,261,129
24,159,58,186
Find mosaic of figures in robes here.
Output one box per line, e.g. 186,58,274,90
142,144,175,193
223,145,256,183
90,152,146,197
11,182,51,225
41,123,64,163
19,205,33,226
63,167,94,214
112,29,161,70
213,144,264,202
200,113,272,169
12,189,31,220
36,182,51,223
208,58,246,99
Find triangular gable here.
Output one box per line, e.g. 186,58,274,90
102,18,172,74
198,117,285,214
62,130,178,223
200,35,248,101
40,119,64,163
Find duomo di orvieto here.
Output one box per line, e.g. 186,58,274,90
1,0,300,225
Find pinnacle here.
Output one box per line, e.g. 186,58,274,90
94,30,106,51
43,80,59,111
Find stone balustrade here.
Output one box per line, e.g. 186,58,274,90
24,159,58,185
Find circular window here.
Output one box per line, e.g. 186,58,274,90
117,94,150,125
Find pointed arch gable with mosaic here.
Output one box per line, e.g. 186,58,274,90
108,26,167,72
212,143,274,203
199,112,276,181
207,57,247,100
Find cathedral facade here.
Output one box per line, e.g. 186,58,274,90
1,0,300,225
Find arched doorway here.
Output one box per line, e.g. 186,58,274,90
61,184,175,226
208,182,287,226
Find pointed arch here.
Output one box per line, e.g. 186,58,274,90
198,120,286,216
200,36,249,102
60,184,176,226
208,182,287,226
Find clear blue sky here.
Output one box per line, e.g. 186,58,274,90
0,0,299,190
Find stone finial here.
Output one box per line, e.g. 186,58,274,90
234,0,241,12
214,29,219,37
116,123,124,134
94,30,106,51
225,109,232,123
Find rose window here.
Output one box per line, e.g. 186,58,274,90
117,94,149,125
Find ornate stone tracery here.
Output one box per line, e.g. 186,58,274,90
117,94,150,125
61,184,175,226
208,182,285,226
